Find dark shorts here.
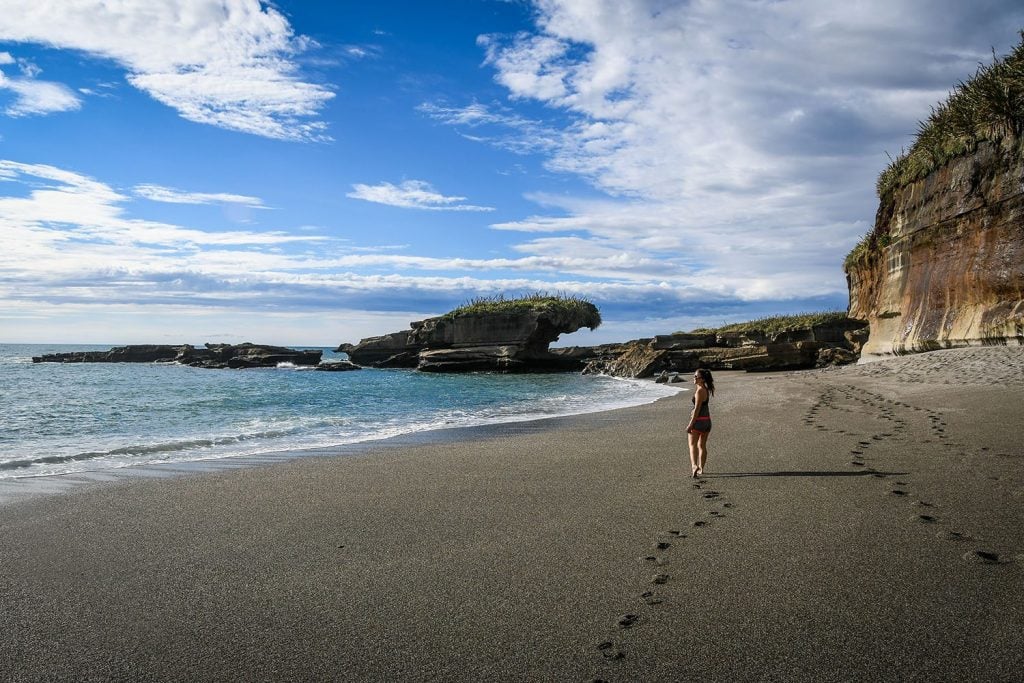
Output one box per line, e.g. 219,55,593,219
689,417,711,434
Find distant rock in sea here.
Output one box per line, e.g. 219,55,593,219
32,343,325,369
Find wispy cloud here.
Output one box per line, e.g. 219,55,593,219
418,101,560,154
347,180,494,211
0,160,319,251
133,184,267,208
0,159,762,338
0,0,334,140
0,54,81,116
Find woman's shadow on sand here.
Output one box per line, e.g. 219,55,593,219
706,470,907,478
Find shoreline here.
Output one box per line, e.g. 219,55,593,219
2,347,1022,680
0,375,684,507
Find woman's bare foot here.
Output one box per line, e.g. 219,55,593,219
691,468,699,478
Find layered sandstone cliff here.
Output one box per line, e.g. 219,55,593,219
845,141,1024,357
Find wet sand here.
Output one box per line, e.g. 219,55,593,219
1,346,1022,681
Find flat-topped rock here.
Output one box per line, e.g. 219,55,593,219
33,343,323,369
342,298,602,373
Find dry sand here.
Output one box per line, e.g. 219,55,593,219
1,346,1023,681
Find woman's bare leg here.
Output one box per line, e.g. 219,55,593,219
697,432,709,474
687,431,700,476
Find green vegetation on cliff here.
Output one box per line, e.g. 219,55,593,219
690,311,850,337
446,293,602,329
877,34,1024,201
847,33,1024,270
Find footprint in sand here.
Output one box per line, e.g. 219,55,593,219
963,550,1004,565
937,530,972,541
912,514,937,523
597,641,624,660
617,614,639,629
652,574,670,585
891,489,909,496
655,541,671,550
641,591,663,606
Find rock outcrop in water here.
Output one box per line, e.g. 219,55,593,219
574,319,866,378
32,343,328,369
341,299,602,372
845,140,1024,357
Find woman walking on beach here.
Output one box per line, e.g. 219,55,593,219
687,368,715,477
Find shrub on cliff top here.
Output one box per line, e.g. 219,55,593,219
690,311,850,337
876,33,1024,200
446,293,602,329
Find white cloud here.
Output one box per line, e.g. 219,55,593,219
0,160,320,252
0,53,81,116
0,159,752,344
425,0,1024,305
0,0,333,140
347,180,495,211
133,184,266,208
0,70,82,116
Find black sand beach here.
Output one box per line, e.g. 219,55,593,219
1,346,1023,681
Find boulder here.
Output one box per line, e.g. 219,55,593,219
315,361,361,371
342,331,421,368
816,347,858,367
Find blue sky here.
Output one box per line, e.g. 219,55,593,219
2,1,1023,346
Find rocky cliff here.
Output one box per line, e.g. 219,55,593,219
845,140,1024,357
342,302,601,372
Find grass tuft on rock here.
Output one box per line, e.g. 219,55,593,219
690,311,850,337
446,293,602,330
847,33,1024,271
876,33,1024,201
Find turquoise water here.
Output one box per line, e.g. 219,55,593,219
0,344,678,479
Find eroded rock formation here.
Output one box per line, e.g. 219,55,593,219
577,320,866,378
846,141,1024,357
341,305,600,372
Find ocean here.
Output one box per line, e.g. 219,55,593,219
0,344,680,481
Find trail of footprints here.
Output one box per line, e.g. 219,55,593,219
592,381,1019,680
802,384,1019,567
594,478,735,674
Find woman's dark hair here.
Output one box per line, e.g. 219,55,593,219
696,368,715,396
